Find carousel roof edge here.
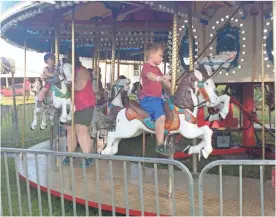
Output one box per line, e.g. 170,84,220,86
0,1,44,23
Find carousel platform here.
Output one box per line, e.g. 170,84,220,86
17,140,275,216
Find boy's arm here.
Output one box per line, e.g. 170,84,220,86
144,71,160,82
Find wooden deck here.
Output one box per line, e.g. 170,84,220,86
17,140,275,216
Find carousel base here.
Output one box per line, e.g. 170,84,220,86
17,140,275,216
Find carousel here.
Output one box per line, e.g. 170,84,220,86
0,1,275,216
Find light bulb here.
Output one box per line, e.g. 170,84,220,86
267,64,270,68
264,29,268,33
226,72,229,76
240,23,243,27
243,37,246,40
241,59,244,62
235,19,238,22
242,30,245,34
226,15,229,19
219,71,222,74
221,18,224,21
216,21,219,24
243,44,246,48
232,71,235,74
212,26,215,30
210,33,213,37
238,66,241,69
210,47,213,50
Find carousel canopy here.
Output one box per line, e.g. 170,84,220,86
0,1,273,62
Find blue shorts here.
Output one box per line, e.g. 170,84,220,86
140,96,165,121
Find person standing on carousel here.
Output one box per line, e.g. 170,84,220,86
63,54,96,168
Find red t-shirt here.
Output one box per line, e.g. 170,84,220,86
139,62,163,99
74,67,96,111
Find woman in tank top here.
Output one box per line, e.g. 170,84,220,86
63,55,96,168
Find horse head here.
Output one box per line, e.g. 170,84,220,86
131,82,142,95
111,75,131,97
109,75,131,108
174,69,220,112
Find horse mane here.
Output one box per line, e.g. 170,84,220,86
174,72,199,112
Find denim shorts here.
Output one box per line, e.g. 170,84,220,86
140,96,165,121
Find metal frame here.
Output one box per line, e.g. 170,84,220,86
1,147,195,216
198,160,274,216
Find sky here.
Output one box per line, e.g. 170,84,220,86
1,38,46,77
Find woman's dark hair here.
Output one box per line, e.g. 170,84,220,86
67,52,82,68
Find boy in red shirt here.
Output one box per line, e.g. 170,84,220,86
139,43,172,155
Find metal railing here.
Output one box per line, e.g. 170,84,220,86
1,104,51,146
0,147,195,216
198,160,275,217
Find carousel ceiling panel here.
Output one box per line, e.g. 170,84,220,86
63,2,113,21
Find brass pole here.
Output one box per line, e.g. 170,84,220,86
22,41,27,149
141,11,149,164
261,3,265,160
273,1,276,137
171,11,178,95
187,3,197,177
71,8,75,149
111,17,116,84
55,21,60,169
168,4,178,199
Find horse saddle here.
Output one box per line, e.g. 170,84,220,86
125,100,180,132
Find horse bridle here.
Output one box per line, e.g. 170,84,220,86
108,82,125,103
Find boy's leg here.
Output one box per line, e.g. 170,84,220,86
155,115,166,146
38,87,48,101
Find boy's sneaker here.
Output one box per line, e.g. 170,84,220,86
155,145,174,156
80,158,94,168
62,156,75,165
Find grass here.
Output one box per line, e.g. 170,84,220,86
1,157,119,216
1,103,50,149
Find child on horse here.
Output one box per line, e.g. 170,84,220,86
37,53,55,106
139,43,172,155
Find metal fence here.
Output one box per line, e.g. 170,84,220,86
0,147,195,216
198,160,275,217
1,104,51,146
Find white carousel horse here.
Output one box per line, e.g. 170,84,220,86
30,62,73,130
199,51,237,122
101,53,237,159
91,75,131,139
